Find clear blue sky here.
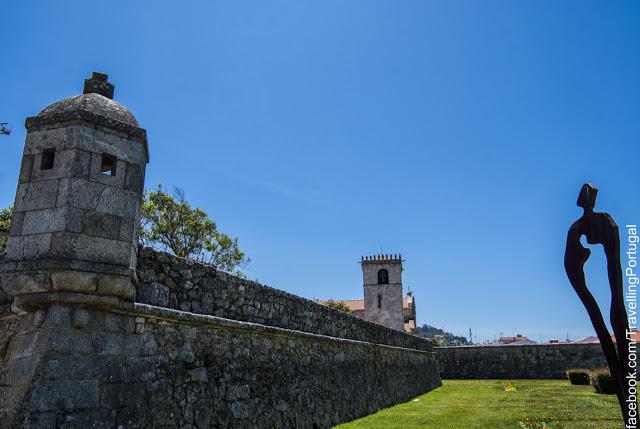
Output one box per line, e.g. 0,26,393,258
1,1,638,342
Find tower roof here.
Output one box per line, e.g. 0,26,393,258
25,72,148,150
34,93,139,127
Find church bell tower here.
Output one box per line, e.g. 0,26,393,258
361,254,404,331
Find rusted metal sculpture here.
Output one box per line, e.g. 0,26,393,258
564,183,632,426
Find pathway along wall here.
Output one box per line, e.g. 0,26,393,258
435,343,607,379
0,248,441,428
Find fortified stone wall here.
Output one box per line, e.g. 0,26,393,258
435,343,608,379
136,246,433,351
0,303,441,428
0,247,442,428
0,72,442,428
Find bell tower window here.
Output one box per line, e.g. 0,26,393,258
377,269,389,284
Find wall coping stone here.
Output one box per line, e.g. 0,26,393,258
1,290,435,354
435,343,602,350
11,291,122,314
123,303,436,354
0,258,136,279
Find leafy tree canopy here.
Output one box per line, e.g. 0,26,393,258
415,324,469,346
0,206,11,254
0,187,249,275
140,186,249,275
324,299,353,314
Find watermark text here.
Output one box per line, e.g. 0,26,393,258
626,225,638,428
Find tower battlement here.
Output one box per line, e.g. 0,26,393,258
361,254,403,263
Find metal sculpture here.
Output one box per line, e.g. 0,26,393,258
564,183,632,426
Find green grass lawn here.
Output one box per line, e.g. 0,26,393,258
335,380,624,429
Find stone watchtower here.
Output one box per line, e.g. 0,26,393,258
361,254,404,331
0,72,148,309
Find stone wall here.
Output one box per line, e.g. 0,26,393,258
435,343,608,379
136,247,433,352
0,303,441,428
0,247,442,428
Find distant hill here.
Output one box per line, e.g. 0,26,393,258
415,324,469,346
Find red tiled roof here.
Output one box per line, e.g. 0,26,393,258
318,297,416,333
338,300,365,312
317,299,365,312
498,336,526,343
564,331,638,344
574,336,600,344
319,299,413,312
404,320,416,333
613,331,639,343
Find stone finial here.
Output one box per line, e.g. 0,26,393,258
83,72,115,99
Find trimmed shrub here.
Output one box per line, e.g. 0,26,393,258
590,368,616,394
566,368,590,385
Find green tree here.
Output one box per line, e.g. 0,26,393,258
140,186,249,274
0,206,11,254
415,324,469,346
324,299,353,315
